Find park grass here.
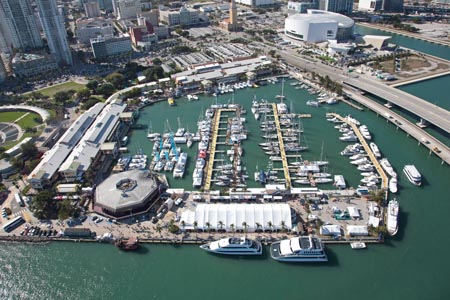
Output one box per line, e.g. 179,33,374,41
0,111,26,123
16,113,41,128
31,81,85,98
0,111,41,128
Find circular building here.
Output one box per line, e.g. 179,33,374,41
95,170,163,218
285,10,354,43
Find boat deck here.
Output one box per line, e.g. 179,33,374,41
272,103,291,189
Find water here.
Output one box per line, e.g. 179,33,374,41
2,30,450,299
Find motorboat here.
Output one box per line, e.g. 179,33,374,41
306,100,319,107
369,142,381,158
350,242,367,249
387,199,399,236
173,152,187,178
357,164,374,171
380,158,396,178
403,165,422,186
339,134,358,142
350,158,369,165
270,236,327,262
389,177,398,194
314,178,333,184
200,237,262,255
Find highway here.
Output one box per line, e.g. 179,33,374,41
278,49,450,134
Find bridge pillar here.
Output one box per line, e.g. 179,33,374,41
416,118,428,128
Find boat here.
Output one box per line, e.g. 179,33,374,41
380,158,396,178
115,237,139,251
350,242,367,249
369,142,381,158
187,139,193,148
192,95,199,100
389,177,398,193
192,168,203,188
187,94,193,101
270,236,327,262
306,100,319,107
173,152,188,178
200,237,262,255
168,97,175,106
403,165,422,186
314,178,333,184
387,199,399,236
326,98,338,104
339,134,358,142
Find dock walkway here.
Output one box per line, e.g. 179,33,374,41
272,103,291,189
328,113,389,190
204,110,221,191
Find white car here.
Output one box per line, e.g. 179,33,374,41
175,198,183,206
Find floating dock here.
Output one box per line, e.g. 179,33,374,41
328,113,388,190
204,110,221,191
272,103,291,189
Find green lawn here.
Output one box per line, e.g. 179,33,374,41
30,81,85,98
16,113,41,128
0,111,27,123
0,111,41,128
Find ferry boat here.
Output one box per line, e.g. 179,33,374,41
270,236,327,262
387,199,399,236
168,97,175,106
115,237,139,251
403,165,422,186
200,237,262,255
369,142,381,158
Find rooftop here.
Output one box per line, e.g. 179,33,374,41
287,10,354,28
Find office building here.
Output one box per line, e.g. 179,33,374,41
113,0,142,20
318,0,353,14
288,1,319,13
382,0,403,12
235,0,274,6
0,55,6,82
36,0,73,66
90,35,132,60
160,6,200,26
12,52,58,77
84,1,101,18
0,0,43,51
358,0,382,11
76,17,114,44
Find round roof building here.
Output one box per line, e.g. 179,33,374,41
95,170,163,218
285,10,354,43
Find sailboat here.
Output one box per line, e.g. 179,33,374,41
147,122,160,140
275,78,286,100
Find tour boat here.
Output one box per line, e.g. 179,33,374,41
403,165,422,186
200,237,262,255
387,199,399,236
270,236,327,262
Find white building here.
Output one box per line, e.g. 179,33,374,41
180,203,293,232
36,0,73,66
76,18,114,44
0,0,43,52
160,6,199,26
358,0,382,11
235,0,274,7
90,35,132,60
284,10,354,43
113,0,142,20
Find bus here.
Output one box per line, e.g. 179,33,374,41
14,193,24,207
2,216,25,233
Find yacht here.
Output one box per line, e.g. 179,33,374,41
306,100,319,107
380,158,396,178
387,199,399,236
339,134,358,142
200,237,262,255
350,242,367,249
173,152,187,178
389,177,398,193
369,142,381,158
403,165,422,186
270,236,328,262
192,168,203,188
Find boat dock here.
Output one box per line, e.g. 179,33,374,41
328,113,389,190
272,103,291,189
204,109,221,191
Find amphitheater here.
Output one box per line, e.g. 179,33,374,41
0,123,21,146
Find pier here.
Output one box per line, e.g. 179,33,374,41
328,113,389,190
204,109,221,191
272,103,291,189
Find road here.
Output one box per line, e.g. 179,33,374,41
278,48,450,134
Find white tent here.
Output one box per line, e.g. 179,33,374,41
368,216,380,228
320,225,342,236
347,225,369,236
179,204,292,232
347,206,361,219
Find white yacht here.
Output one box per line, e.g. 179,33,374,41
380,158,397,178
173,152,187,178
403,165,422,186
350,242,366,249
369,142,381,158
270,236,327,262
387,199,399,236
389,177,398,194
200,237,262,255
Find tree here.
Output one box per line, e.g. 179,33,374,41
77,88,91,101
10,156,23,171
255,222,262,232
230,223,235,234
280,221,287,233
205,221,211,232
96,83,115,97
143,66,165,81
21,141,38,159
267,221,273,232
53,91,71,104
152,58,162,65
180,220,186,231
218,220,224,232
86,80,99,92
31,190,56,219
105,72,125,89
369,189,386,206
57,199,74,220
242,221,248,234
154,225,163,237
193,221,198,232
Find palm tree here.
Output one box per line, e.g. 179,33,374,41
218,220,224,232
242,221,248,234
255,222,262,232
193,221,198,232
180,220,186,231
280,221,287,233
205,222,211,233
230,223,235,234
369,188,386,206
267,221,273,232
154,225,163,237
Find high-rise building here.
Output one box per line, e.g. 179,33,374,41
36,0,72,66
0,0,43,52
0,54,7,82
219,0,242,32
84,1,101,18
382,0,403,12
358,0,382,11
113,0,142,20
319,0,353,14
